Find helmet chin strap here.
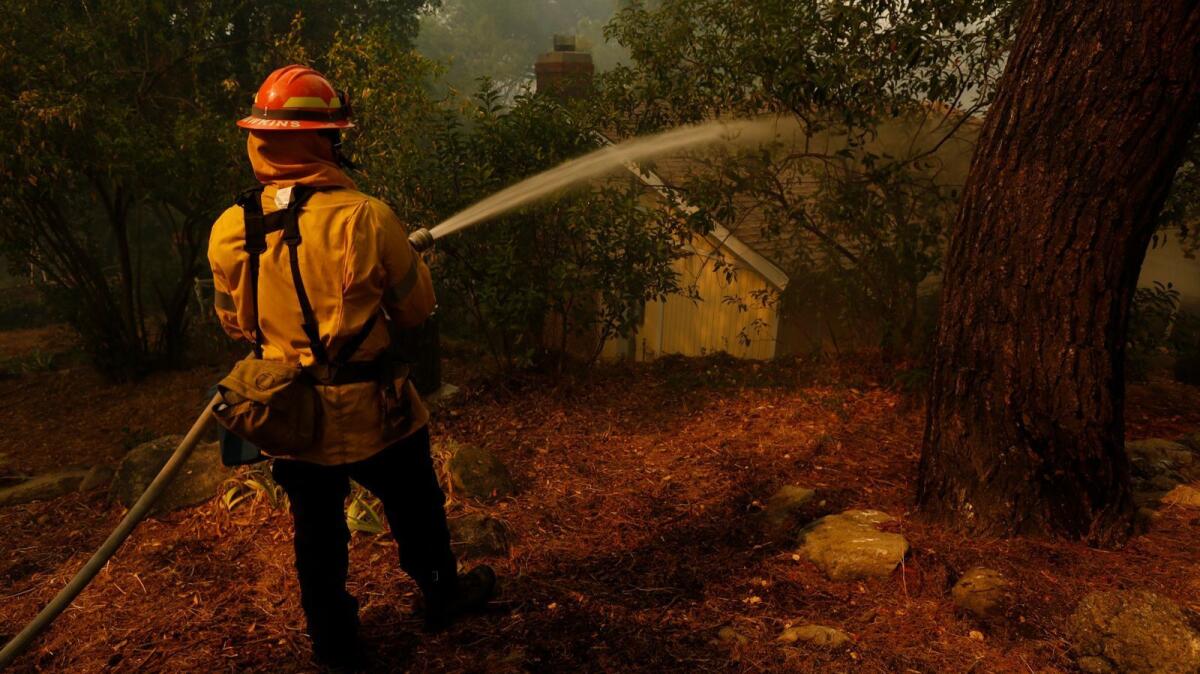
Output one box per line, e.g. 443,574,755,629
320,130,358,171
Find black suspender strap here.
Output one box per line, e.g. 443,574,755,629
237,184,381,373
334,312,378,367
236,188,268,359
279,186,332,366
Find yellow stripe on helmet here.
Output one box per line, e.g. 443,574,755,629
282,96,341,109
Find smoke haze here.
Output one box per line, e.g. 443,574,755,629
416,0,628,93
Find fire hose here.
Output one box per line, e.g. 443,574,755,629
0,398,217,670
0,229,436,670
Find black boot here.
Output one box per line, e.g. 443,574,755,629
422,565,497,632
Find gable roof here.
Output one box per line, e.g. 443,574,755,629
591,130,791,291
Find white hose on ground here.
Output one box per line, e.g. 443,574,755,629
0,394,219,670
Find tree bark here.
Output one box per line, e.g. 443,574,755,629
918,0,1200,545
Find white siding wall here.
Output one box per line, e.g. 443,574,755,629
636,236,779,360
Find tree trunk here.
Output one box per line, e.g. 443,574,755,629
918,0,1200,545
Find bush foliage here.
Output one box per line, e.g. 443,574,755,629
0,1,427,378
594,0,1020,358
368,84,690,368
3,1,1195,380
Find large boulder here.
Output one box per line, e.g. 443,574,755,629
778,624,851,648
425,383,462,415
1069,590,1200,674
1127,439,1194,464
1127,439,1197,484
449,513,510,557
1178,433,1200,453
759,485,817,542
1161,484,1200,508
1127,439,1200,506
0,470,88,507
952,567,1010,619
445,442,515,502
79,464,115,493
110,436,230,515
798,510,909,581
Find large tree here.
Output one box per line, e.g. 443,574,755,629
918,0,1200,544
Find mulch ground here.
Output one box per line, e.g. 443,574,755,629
1,354,1199,673
0,325,227,477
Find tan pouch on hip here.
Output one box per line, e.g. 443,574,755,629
212,358,320,457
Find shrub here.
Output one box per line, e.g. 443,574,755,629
1126,282,1200,384
333,54,695,370
0,2,428,380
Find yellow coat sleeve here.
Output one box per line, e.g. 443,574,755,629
207,207,251,343
368,200,436,328
210,264,245,341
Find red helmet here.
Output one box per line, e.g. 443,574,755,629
237,65,354,131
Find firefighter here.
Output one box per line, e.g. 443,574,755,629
207,65,494,669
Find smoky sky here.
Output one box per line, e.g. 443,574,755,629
416,0,628,91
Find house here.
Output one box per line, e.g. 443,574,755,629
537,37,795,360
537,38,1200,362
604,111,978,361
601,154,789,361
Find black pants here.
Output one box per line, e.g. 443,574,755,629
272,427,457,648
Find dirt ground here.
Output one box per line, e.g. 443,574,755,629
2,349,1199,673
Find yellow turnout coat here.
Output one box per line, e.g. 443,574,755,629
207,132,434,464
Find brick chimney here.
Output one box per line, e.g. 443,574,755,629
535,34,594,100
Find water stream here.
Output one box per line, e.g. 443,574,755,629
426,118,778,241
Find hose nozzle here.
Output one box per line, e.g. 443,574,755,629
408,228,434,253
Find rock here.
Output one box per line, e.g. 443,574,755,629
0,470,88,507
797,510,909,581
951,567,1009,618
449,513,510,557
759,485,816,541
1146,474,1183,493
1127,439,1194,477
0,474,29,489
425,383,462,415
110,436,231,515
778,624,851,648
445,442,515,502
715,626,749,646
1069,590,1200,674
1128,438,1200,494
1129,459,1166,482
1133,492,1160,508
1161,484,1200,508
1182,465,1200,485
79,464,115,492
